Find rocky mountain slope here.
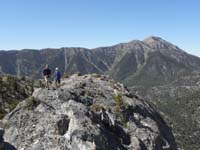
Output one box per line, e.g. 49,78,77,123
130,73,200,150
0,74,177,150
0,75,36,119
1,36,200,149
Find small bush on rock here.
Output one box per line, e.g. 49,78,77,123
114,94,127,127
91,104,105,112
26,96,40,110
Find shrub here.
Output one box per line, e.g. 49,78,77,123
91,73,101,78
91,104,105,112
0,106,6,119
114,94,123,113
113,94,127,127
26,96,40,110
7,99,20,111
77,72,81,76
62,72,69,78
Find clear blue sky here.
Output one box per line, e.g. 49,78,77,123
0,0,199,56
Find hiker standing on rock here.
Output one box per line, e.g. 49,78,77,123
43,64,51,89
54,67,61,88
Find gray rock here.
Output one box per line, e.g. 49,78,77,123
2,74,177,150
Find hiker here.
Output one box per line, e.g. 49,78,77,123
54,67,61,87
43,64,51,89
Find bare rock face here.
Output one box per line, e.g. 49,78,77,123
1,74,177,150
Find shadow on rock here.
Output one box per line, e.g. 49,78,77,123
1,142,17,150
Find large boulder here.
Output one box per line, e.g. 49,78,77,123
1,74,177,150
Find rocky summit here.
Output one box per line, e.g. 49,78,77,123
1,74,176,150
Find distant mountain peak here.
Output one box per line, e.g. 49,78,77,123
150,36,161,39
143,36,179,50
143,36,169,45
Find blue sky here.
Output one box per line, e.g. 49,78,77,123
0,0,199,56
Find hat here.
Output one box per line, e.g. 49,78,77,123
56,67,59,70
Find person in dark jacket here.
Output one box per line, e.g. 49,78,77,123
54,67,61,87
43,64,51,89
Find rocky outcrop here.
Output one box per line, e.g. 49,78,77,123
1,74,176,150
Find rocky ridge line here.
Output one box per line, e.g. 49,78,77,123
1,74,177,150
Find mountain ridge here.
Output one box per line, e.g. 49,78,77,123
0,36,193,55
0,36,200,149
1,36,200,84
